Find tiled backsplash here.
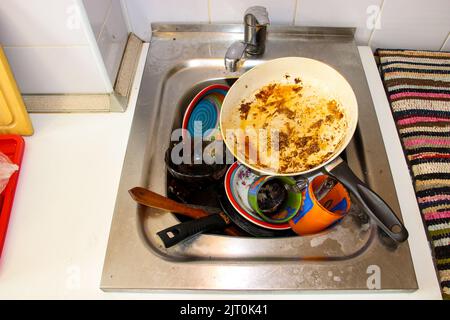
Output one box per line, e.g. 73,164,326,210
123,0,209,41
295,0,383,45
209,0,296,25
369,0,450,51
125,0,450,51
0,0,115,94
83,0,129,88
1,0,448,97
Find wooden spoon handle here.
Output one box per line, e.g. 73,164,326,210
129,187,245,237
129,187,209,219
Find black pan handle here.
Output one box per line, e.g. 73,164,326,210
157,214,229,248
325,158,408,243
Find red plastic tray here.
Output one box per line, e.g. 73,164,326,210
0,135,25,259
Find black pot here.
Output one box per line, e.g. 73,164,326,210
165,141,229,185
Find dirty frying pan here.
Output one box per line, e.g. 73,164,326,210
220,57,408,243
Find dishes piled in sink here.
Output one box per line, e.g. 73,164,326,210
135,57,409,248
160,151,352,247
224,161,351,235
154,77,355,246
224,162,292,231
163,141,299,239
219,57,408,243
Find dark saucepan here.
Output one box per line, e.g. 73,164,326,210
165,140,229,185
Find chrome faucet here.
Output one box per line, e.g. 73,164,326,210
224,6,270,72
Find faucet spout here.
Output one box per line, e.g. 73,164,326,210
224,6,270,72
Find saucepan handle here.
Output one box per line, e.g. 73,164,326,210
157,214,228,248
324,158,409,243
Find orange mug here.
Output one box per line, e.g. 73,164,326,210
289,175,351,235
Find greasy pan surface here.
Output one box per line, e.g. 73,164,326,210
220,57,359,176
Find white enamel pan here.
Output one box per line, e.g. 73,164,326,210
220,57,408,243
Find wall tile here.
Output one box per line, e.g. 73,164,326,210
82,0,112,38
3,46,109,94
370,0,450,51
126,0,209,41
210,0,296,25
295,0,383,45
0,0,88,46
118,0,133,33
97,0,129,82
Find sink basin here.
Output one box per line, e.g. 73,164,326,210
101,24,417,291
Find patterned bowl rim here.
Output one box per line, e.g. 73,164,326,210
224,162,292,230
182,84,230,139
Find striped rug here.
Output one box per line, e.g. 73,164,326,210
378,49,450,299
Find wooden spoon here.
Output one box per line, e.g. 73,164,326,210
129,187,242,237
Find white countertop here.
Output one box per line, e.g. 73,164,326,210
0,46,442,300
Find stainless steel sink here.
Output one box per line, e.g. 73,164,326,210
101,24,417,291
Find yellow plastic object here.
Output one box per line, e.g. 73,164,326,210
0,46,33,136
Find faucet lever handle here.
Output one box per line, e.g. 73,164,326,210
245,6,270,26
224,41,247,72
